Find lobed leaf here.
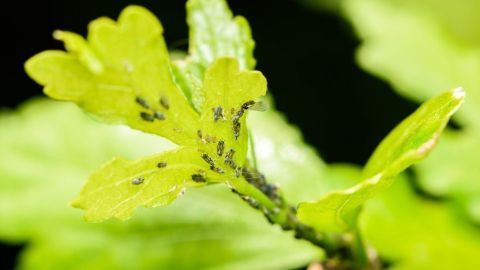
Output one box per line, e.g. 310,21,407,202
71,147,225,222
186,0,256,70
198,58,267,175
25,6,201,146
172,0,256,111
297,88,465,232
25,2,269,222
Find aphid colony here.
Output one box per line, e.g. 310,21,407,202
133,99,262,187
136,96,169,122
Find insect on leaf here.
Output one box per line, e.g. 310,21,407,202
72,147,225,222
25,6,201,146
297,88,465,232
198,58,267,176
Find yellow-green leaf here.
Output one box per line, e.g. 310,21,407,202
297,88,465,232
25,6,200,146
71,147,224,222
172,0,257,110
198,58,267,174
186,0,256,70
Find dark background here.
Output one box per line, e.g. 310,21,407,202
1,0,417,268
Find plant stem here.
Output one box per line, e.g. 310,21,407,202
231,165,379,270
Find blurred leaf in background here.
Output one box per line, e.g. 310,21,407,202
339,0,480,224
0,99,326,270
302,0,480,268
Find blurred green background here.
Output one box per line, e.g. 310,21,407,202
2,0,480,269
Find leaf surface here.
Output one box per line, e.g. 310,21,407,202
297,88,464,232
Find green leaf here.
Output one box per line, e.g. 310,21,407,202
198,58,267,173
361,179,480,270
342,0,480,223
0,99,321,270
297,88,465,232
25,3,268,222
25,6,201,146
186,0,256,70
71,147,227,222
172,0,257,110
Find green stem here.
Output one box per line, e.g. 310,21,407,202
230,165,379,270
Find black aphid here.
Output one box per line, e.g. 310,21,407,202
153,111,166,120
212,166,225,174
140,112,155,122
191,174,206,183
157,162,167,168
233,120,241,140
241,100,255,110
135,97,150,109
232,109,244,122
197,130,203,139
160,96,170,110
217,140,225,156
235,167,242,177
225,149,235,160
201,153,215,167
213,106,225,121
225,159,237,170
131,177,144,185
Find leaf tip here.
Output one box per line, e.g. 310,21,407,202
452,86,466,101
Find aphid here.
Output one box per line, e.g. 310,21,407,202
250,101,268,111
205,135,217,143
217,140,225,156
241,195,260,209
232,120,241,140
262,183,278,196
235,166,242,177
191,174,206,183
232,109,244,122
157,162,167,168
212,166,225,175
213,106,225,121
153,111,166,120
242,167,255,183
160,96,170,110
131,177,144,185
201,153,215,167
241,100,255,110
140,112,154,122
225,149,235,160
225,159,237,170
135,97,150,109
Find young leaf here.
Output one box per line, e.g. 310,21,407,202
25,6,201,146
199,58,267,173
71,147,225,222
297,88,465,232
172,0,257,111
186,0,256,70
25,4,268,222
342,0,480,224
